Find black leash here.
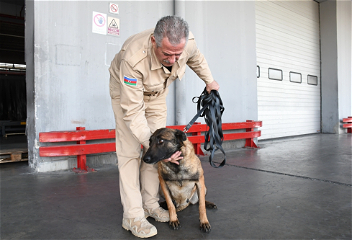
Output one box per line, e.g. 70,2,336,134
184,88,226,168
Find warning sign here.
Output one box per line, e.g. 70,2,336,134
109,3,119,14
92,11,107,35
107,17,120,37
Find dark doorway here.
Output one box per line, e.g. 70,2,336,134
0,0,27,163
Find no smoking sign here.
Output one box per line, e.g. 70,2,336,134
109,3,119,14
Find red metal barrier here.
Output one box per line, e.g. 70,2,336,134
39,121,262,173
342,116,352,133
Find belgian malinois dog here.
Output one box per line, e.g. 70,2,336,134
143,128,216,233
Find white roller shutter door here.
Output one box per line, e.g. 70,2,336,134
256,0,321,139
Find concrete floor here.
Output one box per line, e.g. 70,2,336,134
1,133,351,239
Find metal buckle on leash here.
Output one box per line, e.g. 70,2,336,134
183,122,193,133
183,125,190,133
192,96,199,103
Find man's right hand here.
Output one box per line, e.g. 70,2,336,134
206,80,220,93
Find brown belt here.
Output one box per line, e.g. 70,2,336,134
143,91,159,96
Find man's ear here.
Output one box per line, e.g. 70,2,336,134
175,129,187,144
151,36,156,47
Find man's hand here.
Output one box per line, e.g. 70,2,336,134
206,80,220,93
162,151,183,165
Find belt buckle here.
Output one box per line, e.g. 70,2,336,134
144,91,158,97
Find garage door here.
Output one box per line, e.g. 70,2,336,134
256,0,320,139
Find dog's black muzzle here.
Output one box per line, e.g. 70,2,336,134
142,155,155,164
143,150,176,164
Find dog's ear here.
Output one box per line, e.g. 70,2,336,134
175,129,187,144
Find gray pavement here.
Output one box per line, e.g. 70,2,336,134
1,133,351,239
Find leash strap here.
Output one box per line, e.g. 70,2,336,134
185,88,226,168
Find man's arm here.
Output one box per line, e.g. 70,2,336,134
117,60,151,149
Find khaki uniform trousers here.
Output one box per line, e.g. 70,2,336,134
111,88,168,219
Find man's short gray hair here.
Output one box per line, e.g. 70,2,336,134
154,16,189,47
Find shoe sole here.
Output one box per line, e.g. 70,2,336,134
122,223,157,238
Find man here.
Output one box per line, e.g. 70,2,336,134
109,15,219,238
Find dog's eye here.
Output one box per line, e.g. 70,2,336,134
158,139,164,145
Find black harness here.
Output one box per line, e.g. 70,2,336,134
184,88,226,168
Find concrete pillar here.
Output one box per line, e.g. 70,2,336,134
174,0,187,125
320,0,352,133
25,0,36,168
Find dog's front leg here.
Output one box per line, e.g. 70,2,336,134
159,175,181,230
196,175,211,233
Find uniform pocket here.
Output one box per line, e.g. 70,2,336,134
143,82,164,93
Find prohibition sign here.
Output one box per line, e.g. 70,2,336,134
110,3,118,13
94,14,106,27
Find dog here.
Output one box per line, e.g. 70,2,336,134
143,128,216,233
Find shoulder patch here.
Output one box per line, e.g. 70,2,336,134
124,76,138,86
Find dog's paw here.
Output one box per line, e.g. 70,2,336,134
169,219,181,230
200,222,211,233
205,202,218,209
205,201,217,209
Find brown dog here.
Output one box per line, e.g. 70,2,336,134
143,128,216,232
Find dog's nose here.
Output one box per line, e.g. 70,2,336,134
143,155,152,163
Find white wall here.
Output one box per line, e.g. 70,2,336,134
183,1,257,124
256,0,321,139
33,1,173,133
27,1,257,171
27,1,173,171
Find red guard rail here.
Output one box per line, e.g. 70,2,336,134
39,120,262,173
342,116,352,133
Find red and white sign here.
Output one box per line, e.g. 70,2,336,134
92,11,107,35
107,17,120,37
109,3,119,14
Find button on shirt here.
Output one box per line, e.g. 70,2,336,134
109,28,215,148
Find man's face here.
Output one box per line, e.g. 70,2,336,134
151,36,186,67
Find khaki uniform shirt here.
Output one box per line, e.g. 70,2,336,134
109,28,214,148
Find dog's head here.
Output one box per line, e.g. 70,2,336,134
143,128,187,164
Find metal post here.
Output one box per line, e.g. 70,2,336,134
175,0,187,126
73,127,95,173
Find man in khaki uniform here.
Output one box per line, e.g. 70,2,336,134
109,16,219,238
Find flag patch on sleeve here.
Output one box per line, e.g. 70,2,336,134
124,76,137,86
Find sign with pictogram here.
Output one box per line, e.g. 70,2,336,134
92,11,107,35
107,17,120,37
109,3,119,14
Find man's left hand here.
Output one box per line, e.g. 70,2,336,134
162,151,183,165
206,80,220,93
